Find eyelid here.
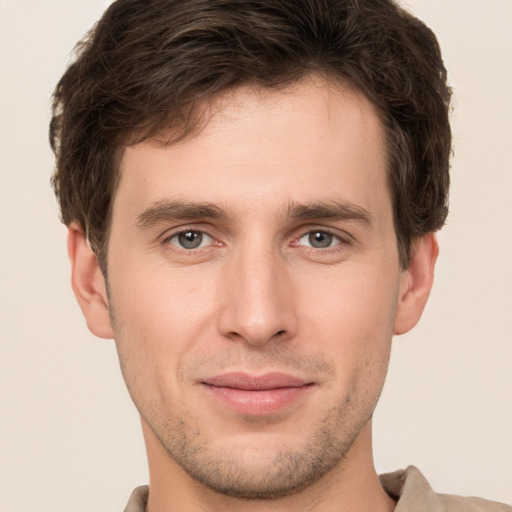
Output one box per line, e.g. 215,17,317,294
157,224,353,253
292,226,353,246
170,230,214,248
160,223,214,240
159,224,221,249
297,231,341,248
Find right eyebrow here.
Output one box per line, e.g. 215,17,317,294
135,200,228,229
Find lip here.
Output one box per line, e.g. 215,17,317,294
200,372,314,416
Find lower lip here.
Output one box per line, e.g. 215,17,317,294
202,384,313,416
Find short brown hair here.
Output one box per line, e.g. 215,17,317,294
50,0,452,270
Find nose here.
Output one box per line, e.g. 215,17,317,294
217,243,298,347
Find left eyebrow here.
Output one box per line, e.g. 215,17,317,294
284,201,372,225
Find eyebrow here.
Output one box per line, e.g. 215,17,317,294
285,201,372,225
135,200,227,229
135,199,371,229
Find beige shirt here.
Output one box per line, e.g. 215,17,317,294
123,466,511,511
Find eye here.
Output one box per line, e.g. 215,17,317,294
297,230,341,249
167,230,214,250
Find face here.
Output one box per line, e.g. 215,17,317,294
72,78,434,499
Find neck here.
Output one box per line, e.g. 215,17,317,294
143,419,396,512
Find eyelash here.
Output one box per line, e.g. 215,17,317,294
161,228,219,252
160,227,351,255
293,228,348,253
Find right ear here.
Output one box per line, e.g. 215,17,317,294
67,223,114,339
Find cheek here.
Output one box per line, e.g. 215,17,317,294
107,272,208,418
111,260,217,334
299,263,400,332
297,265,398,379
107,260,222,400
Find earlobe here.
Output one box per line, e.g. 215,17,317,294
67,223,114,339
394,233,439,335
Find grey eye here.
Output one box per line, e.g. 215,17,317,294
309,231,333,248
298,231,340,249
174,231,207,249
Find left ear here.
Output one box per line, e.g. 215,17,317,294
394,233,439,335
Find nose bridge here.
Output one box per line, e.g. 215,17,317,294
218,235,296,346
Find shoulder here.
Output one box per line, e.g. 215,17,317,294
438,493,511,512
379,466,511,512
123,485,149,512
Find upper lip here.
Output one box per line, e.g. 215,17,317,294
201,372,311,391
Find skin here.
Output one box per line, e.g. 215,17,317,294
68,77,438,512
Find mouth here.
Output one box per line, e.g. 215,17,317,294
200,372,315,416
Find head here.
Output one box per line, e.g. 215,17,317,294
51,0,451,504
51,0,451,273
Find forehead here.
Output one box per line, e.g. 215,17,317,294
115,77,389,222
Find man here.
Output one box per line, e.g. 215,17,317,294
49,0,510,511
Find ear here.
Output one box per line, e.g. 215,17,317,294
394,233,439,335
67,223,114,339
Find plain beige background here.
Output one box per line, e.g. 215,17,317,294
0,0,511,510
